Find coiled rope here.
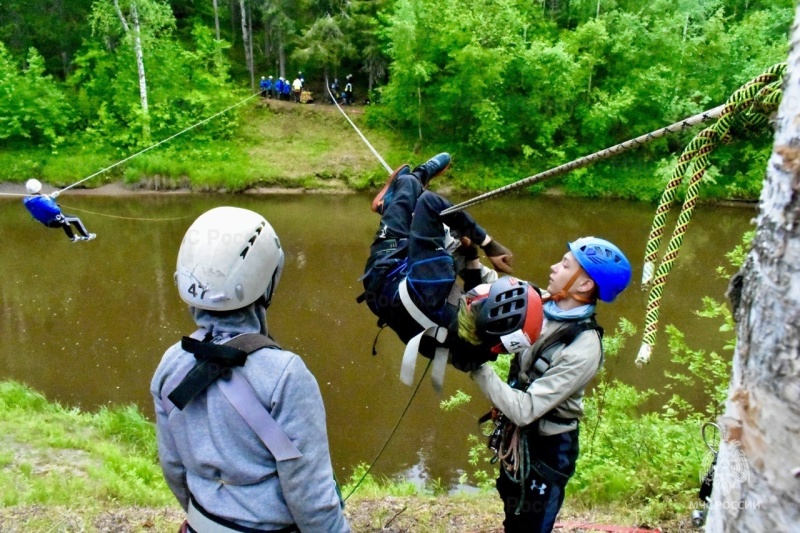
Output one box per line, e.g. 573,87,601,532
635,62,785,367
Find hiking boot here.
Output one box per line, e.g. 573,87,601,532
371,164,411,215
412,152,451,187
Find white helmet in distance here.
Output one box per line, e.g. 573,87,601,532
26,179,42,194
176,207,285,311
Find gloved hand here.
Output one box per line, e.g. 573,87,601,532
482,238,513,274
450,349,497,373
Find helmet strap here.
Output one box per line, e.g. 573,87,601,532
545,268,594,304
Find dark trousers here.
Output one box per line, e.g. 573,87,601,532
370,174,487,323
48,214,89,239
496,428,579,533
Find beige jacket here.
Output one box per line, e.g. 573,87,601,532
470,318,602,435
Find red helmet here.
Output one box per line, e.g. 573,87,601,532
470,276,543,354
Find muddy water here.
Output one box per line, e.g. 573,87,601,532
0,192,754,489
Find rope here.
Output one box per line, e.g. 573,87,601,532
325,77,393,174
439,105,726,216
54,92,260,195
635,63,785,367
342,358,431,501
57,203,193,222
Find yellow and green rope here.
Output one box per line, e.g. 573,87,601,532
636,62,786,367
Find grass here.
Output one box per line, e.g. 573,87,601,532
0,379,693,531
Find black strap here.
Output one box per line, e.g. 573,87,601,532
189,494,298,533
518,316,603,384
168,334,281,411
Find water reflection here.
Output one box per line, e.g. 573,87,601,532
0,192,754,489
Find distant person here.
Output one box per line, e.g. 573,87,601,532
275,77,284,100
292,77,303,103
151,206,350,533
298,71,305,88
267,75,274,98
259,76,269,98
22,179,95,243
282,77,292,100
344,74,354,106
330,78,340,104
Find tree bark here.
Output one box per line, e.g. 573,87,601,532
212,0,221,40
114,0,150,141
705,6,800,531
239,0,254,92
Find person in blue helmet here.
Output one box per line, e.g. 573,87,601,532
360,153,545,390
23,179,95,242
471,237,632,533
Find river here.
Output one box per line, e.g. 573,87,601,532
0,192,754,490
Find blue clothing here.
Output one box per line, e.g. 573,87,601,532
275,79,284,93
260,79,271,91
282,82,291,96
23,195,62,225
151,304,349,532
363,174,491,368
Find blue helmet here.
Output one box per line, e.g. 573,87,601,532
568,237,632,303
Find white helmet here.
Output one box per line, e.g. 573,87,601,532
26,179,42,194
175,207,285,311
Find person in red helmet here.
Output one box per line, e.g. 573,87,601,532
359,153,544,389
472,237,632,533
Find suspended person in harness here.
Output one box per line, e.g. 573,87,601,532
472,237,632,533
22,179,96,242
151,207,349,533
359,153,544,390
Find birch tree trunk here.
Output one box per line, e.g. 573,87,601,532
114,0,150,141
705,7,800,531
278,27,285,80
212,0,221,40
239,0,254,93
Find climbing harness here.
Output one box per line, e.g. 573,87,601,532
161,329,301,462
481,318,603,513
692,421,722,527
398,278,451,392
636,63,785,367
325,77,392,174
439,105,726,216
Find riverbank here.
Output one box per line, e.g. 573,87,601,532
0,380,691,532
0,98,766,204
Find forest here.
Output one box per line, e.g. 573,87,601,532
0,0,794,198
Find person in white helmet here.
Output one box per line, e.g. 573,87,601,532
151,207,349,533
22,179,95,242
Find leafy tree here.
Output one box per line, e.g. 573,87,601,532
292,14,354,81
0,44,74,146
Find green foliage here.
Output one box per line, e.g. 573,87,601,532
0,44,75,146
0,380,172,508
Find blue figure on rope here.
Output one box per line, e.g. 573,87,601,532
23,179,96,243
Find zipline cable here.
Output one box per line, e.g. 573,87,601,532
325,77,393,174
54,91,261,195
439,105,726,216
635,63,785,367
57,203,194,222
342,359,431,501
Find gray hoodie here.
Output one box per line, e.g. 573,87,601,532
150,304,350,532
